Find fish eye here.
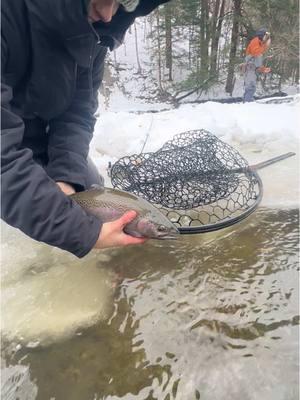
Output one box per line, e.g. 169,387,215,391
157,225,168,232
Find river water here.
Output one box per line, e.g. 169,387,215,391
1,206,299,400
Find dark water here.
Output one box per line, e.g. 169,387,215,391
1,208,299,400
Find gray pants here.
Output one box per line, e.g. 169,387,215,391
243,62,257,102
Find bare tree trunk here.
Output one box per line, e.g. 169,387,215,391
189,20,196,71
210,0,226,78
133,22,142,73
294,66,299,85
225,0,242,95
188,25,192,69
196,41,200,86
210,0,220,76
164,2,173,81
156,10,163,92
143,19,147,41
200,0,209,81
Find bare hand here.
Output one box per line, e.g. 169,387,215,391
94,210,147,249
264,37,271,48
56,181,76,195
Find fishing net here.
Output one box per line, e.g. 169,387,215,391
111,130,263,233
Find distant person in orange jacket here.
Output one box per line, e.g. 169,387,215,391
243,28,271,102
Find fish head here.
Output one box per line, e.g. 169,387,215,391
135,216,179,240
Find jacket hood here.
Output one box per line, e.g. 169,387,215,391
25,0,96,67
25,0,92,41
93,0,170,50
25,0,171,64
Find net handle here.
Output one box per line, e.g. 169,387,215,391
249,152,296,171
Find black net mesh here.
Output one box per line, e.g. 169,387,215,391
111,130,262,232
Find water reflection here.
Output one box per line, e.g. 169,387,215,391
1,208,299,400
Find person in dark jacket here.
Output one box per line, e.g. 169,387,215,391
1,0,170,257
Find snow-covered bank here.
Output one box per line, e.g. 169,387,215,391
91,96,300,208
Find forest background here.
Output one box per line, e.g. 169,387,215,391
101,0,299,107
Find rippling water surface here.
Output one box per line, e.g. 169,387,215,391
1,208,299,400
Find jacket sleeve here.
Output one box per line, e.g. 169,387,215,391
1,44,103,257
45,47,106,191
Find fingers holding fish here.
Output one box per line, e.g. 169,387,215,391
118,210,140,228
94,211,147,249
56,181,76,195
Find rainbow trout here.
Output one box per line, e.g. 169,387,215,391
71,187,179,240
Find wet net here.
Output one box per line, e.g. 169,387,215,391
111,130,263,233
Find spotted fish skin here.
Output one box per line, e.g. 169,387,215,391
71,187,179,240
